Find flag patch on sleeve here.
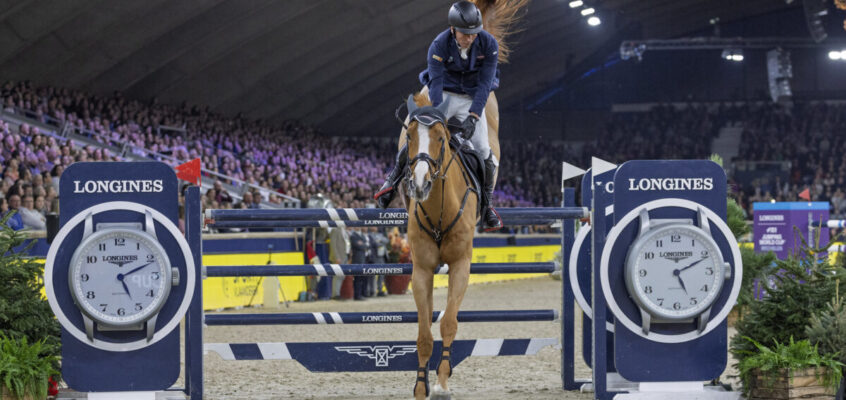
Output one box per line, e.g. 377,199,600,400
432,54,443,62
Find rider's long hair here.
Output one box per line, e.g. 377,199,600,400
473,0,529,64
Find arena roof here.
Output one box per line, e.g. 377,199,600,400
0,0,795,136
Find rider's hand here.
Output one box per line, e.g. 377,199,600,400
460,115,478,140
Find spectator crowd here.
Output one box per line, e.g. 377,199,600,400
734,102,846,218
2,79,846,232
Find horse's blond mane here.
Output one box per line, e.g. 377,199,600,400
473,0,529,64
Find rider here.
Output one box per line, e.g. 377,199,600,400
374,0,502,230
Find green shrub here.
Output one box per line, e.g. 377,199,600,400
730,242,846,362
806,298,846,365
726,198,750,240
737,336,843,395
0,335,59,399
735,246,776,310
0,213,60,360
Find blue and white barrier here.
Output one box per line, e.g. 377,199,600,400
811,219,846,229
205,338,558,372
207,207,587,222
206,262,558,277
184,199,581,398
209,218,561,228
205,309,558,325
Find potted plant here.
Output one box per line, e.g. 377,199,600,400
807,298,846,399
737,337,843,399
730,250,843,358
0,214,62,397
0,335,59,400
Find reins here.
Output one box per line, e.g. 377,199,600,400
405,130,476,247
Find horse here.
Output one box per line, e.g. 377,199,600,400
397,2,527,398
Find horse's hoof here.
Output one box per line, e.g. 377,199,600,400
430,384,451,400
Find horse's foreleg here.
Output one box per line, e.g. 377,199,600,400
436,257,471,392
412,266,434,400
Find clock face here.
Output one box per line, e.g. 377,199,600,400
626,225,725,320
69,229,172,327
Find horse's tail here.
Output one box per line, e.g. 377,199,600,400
473,0,529,64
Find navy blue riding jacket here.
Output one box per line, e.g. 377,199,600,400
418,28,499,117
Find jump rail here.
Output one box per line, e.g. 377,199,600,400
207,207,588,222
206,262,558,277
205,310,558,325
209,218,562,228
810,220,846,229
184,193,581,398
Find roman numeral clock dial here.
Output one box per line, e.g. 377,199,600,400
624,208,730,335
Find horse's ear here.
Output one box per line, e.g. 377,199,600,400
435,97,449,117
406,94,418,116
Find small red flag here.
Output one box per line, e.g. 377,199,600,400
798,188,810,201
176,158,201,186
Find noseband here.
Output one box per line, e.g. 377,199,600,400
404,104,450,183
406,136,446,182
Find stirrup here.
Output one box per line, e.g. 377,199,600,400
374,182,396,209
414,366,430,397
437,345,453,377
483,208,503,232
373,185,393,200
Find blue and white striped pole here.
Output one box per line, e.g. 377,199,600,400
208,218,566,228
205,309,558,325
206,262,558,277
811,220,846,229
207,207,588,222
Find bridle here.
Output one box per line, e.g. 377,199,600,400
398,95,476,246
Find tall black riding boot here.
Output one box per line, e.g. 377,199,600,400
482,155,503,230
373,144,408,209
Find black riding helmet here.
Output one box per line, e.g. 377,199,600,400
448,1,483,35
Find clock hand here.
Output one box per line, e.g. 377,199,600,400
115,262,153,300
120,279,132,299
115,272,133,299
678,257,707,273
676,275,688,294
671,269,689,294
123,262,154,277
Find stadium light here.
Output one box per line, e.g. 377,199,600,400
581,7,595,16
569,0,583,8
831,50,843,60
722,49,744,62
587,16,601,26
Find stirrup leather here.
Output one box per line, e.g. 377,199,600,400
438,345,453,377
414,366,430,397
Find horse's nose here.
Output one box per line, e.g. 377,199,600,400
413,180,432,201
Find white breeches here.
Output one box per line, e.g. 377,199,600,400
442,91,497,166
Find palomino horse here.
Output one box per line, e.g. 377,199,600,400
400,92,494,400
397,2,526,398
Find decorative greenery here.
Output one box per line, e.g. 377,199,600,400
0,335,59,399
735,246,777,310
726,198,750,240
0,213,61,372
736,336,843,395
725,196,776,311
730,238,846,364
806,298,846,366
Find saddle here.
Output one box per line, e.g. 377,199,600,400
446,119,485,217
